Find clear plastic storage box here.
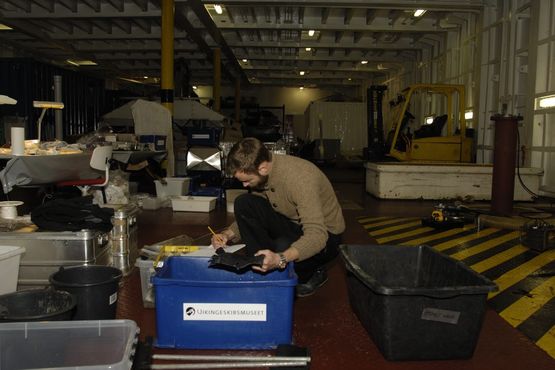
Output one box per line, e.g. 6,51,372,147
0,319,138,369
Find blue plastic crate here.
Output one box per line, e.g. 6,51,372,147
152,256,297,349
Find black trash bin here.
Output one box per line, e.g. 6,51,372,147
0,289,76,322
49,265,123,320
340,244,498,361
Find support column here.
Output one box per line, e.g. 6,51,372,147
234,79,241,124
53,75,63,140
490,114,521,216
160,0,174,114
213,48,221,112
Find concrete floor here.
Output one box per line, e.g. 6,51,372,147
118,165,555,369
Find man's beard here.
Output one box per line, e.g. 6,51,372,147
252,174,269,191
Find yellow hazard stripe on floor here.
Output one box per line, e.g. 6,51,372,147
489,249,555,299
470,244,528,273
357,216,390,223
500,275,555,327
450,231,520,260
363,217,418,230
537,325,555,359
369,220,422,236
377,227,435,244
404,224,477,246
433,227,500,252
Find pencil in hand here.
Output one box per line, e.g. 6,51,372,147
208,226,225,246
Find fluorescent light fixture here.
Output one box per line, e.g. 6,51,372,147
0,23,13,30
299,86,304,90
33,101,64,109
242,58,248,63
308,29,315,37
536,94,555,109
299,71,305,76
66,59,97,66
425,116,434,124
33,101,64,142
464,110,474,120
361,60,368,64
414,9,427,17
305,47,311,51
214,4,223,14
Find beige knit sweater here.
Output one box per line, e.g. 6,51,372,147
228,154,345,261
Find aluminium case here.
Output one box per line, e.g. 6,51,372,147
0,230,110,289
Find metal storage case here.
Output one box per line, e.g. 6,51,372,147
0,230,110,290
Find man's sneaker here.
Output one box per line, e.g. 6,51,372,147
295,268,328,297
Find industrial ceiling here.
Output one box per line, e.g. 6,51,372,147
0,0,485,89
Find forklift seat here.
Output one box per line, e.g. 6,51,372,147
414,114,448,139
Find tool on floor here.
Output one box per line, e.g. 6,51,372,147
421,202,477,229
209,247,265,271
520,212,555,251
146,344,311,369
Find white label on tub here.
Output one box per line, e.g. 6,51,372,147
109,292,118,305
183,303,267,321
421,308,460,325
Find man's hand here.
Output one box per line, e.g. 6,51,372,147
253,249,282,272
211,232,229,248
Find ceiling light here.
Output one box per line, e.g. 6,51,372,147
214,4,223,14
413,9,427,17
299,86,304,90
348,78,352,81
143,76,148,79
361,60,368,64
464,110,474,120
67,59,97,66
299,71,305,76
305,47,312,52
536,94,555,109
242,58,248,63
0,23,13,30
192,86,198,90
308,30,315,37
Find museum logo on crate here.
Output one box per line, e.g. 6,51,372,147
183,303,267,321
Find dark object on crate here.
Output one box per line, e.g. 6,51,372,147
31,195,114,232
340,244,497,361
209,247,265,271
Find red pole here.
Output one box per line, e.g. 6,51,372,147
490,114,522,216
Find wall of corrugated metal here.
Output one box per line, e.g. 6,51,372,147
0,58,106,143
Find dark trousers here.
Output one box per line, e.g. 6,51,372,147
234,193,342,283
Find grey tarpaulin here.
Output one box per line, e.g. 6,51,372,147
0,153,100,193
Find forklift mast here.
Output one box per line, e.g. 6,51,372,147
365,85,388,161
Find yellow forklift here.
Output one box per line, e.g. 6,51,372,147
385,84,473,163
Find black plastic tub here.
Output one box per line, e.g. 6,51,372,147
340,244,498,361
0,289,76,322
49,265,122,320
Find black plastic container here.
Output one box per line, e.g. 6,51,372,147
0,289,76,322
49,265,122,320
340,244,497,361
